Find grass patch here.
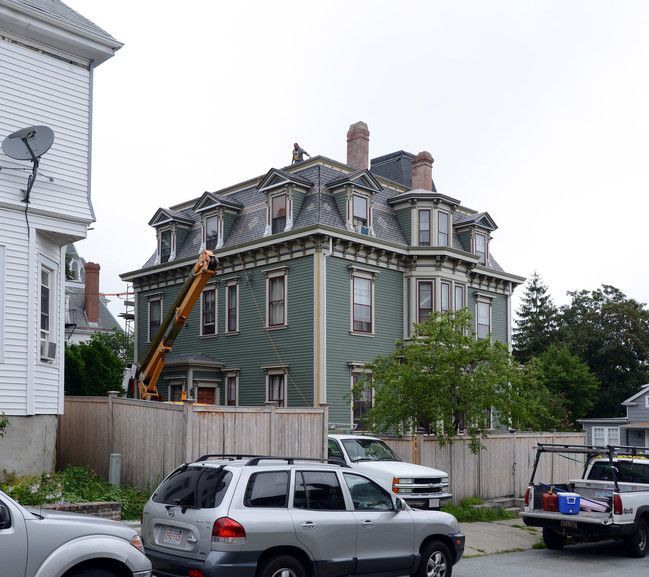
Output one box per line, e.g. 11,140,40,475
0,466,149,520
442,496,518,523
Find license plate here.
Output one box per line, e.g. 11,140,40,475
164,528,183,544
561,520,577,528
429,498,440,508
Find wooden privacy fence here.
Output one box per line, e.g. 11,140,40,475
57,394,329,489
382,431,587,502
58,395,585,501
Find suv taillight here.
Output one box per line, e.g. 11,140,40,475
524,487,530,507
213,517,246,543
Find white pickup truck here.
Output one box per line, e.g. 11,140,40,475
520,443,649,557
328,434,452,510
0,489,152,577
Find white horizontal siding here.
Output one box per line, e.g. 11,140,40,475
0,40,92,223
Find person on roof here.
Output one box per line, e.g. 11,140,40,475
292,142,310,164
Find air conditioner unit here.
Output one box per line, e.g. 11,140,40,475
357,225,370,236
40,340,57,361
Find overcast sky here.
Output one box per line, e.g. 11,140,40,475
63,0,649,324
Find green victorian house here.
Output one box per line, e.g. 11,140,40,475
121,122,525,426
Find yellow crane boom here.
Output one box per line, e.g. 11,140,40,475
128,250,218,401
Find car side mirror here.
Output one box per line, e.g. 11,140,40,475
0,504,11,530
395,498,405,511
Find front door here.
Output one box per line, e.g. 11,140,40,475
196,387,215,404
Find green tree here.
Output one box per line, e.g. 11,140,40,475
513,271,559,363
90,330,134,366
0,412,8,437
557,285,649,416
354,309,571,453
65,338,125,396
537,345,599,424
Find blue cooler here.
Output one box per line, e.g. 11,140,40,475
558,492,580,514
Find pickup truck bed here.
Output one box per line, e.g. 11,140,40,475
519,443,649,558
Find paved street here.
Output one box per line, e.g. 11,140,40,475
456,537,649,577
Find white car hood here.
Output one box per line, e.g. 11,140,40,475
352,460,446,477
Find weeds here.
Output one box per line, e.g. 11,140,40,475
0,466,149,520
441,496,518,523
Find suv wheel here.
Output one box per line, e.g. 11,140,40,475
413,540,452,577
259,555,306,577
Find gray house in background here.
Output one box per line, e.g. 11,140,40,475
580,384,649,447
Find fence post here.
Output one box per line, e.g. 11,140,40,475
183,399,195,462
266,402,277,454
108,391,118,454
319,404,329,459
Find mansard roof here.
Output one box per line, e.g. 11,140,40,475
327,169,383,194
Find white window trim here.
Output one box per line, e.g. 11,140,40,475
592,426,620,445
417,279,434,324
264,191,293,236
200,286,218,337
350,268,376,336
202,213,222,251
39,258,59,364
265,267,288,329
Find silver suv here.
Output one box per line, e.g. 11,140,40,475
141,455,464,577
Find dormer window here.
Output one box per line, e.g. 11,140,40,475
475,233,487,265
272,194,287,234
160,229,172,263
205,215,219,250
353,195,368,230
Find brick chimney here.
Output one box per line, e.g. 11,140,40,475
85,262,100,324
346,121,370,170
411,151,434,191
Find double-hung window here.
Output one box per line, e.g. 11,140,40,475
205,215,219,250
40,266,52,345
455,285,465,311
418,281,433,323
268,373,285,407
201,288,216,335
266,268,288,328
438,211,449,246
160,230,172,263
353,195,368,230
418,210,430,246
352,371,372,430
271,195,286,234
148,297,162,342
226,281,238,333
475,233,486,265
226,374,238,406
440,282,450,313
476,300,491,340
352,276,372,333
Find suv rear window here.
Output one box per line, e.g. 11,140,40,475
152,466,232,508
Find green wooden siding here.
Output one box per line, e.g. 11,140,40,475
466,290,509,343
136,255,316,407
292,190,305,222
223,212,236,242
325,256,404,424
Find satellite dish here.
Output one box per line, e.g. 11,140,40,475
2,125,54,160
